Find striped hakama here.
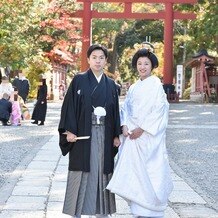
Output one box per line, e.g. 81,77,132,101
63,114,116,217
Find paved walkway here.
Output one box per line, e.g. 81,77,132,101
0,132,217,218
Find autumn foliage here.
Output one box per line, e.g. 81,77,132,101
39,0,82,66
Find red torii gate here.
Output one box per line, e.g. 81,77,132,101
76,0,197,85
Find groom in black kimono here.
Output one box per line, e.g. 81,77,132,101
58,44,121,217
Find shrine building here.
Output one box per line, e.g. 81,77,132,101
185,49,218,103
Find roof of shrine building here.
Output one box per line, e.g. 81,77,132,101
184,49,216,68
192,49,215,59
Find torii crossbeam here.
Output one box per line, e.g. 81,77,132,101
76,0,197,85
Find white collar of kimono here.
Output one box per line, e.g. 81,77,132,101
93,72,103,83
139,75,152,82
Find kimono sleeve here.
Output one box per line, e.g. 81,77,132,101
58,78,78,155
113,82,121,137
120,85,133,126
59,134,73,156
139,85,169,136
58,78,78,134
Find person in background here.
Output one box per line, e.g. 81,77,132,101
11,93,22,126
0,76,14,99
12,70,30,103
18,95,31,120
0,93,12,126
12,86,30,121
107,48,173,218
59,80,66,100
58,44,121,218
31,78,47,126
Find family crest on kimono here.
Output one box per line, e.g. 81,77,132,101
58,44,121,218
107,48,173,218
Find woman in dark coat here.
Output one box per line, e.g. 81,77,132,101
31,79,47,125
58,44,121,218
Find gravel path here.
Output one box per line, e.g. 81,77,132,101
167,102,218,209
0,102,62,189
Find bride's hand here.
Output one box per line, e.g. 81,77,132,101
129,127,144,140
122,125,129,137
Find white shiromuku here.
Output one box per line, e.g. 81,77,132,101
107,75,173,216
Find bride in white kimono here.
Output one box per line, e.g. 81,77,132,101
107,48,173,218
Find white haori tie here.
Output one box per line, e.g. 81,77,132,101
93,106,106,124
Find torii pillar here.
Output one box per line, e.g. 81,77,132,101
76,0,197,86
164,2,174,85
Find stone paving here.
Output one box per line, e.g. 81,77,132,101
0,133,217,218
0,100,218,218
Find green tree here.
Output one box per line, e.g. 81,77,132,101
0,0,39,69
174,0,217,61
24,52,52,98
189,0,217,52
0,0,82,70
173,1,217,86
